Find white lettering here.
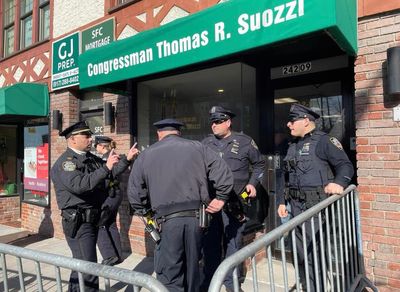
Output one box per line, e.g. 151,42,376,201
215,22,226,42
237,0,305,35
274,4,285,24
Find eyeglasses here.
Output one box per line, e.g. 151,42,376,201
211,120,226,125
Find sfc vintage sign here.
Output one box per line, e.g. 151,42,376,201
51,32,80,90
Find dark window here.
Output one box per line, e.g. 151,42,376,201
3,0,15,57
38,0,49,41
1,0,50,57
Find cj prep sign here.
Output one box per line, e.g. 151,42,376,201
51,32,80,90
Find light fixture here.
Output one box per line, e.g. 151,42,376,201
387,46,400,95
52,110,62,130
104,102,115,126
217,89,224,93
274,98,298,104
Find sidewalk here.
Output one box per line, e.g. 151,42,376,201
0,224,296,291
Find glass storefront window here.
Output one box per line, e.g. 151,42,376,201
0,125,17,197
137,62,258,148
23,125,49,206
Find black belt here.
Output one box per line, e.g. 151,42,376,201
158,210,198,223
63,208,100,223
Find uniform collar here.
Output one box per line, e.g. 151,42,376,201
68,147,87,155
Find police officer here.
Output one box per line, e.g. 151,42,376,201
51,121,138,292
277,104,354,291
128,118,233,292
201,106,265,292
95,136,136,266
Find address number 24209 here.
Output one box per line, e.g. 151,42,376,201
282,62,312,76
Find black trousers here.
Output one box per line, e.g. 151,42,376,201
97,217,122,261
64,222,98,292
202,211,245,291
290,199,325,292
154,216,202,292
97,192,123,261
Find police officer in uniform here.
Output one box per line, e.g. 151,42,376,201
95,136,137,266
277,104,354,291
128,118,233,292
51,121,138,292
201,106,265,292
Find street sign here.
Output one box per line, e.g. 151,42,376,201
51,32,80,90
81,18,114,53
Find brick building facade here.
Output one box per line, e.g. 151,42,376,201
0,0,399,290
356,1,400,290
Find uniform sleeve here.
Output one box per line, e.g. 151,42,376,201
51,160,109,195
317,135,354,187
204,145,233,201
127,155,151,215
112,154,130,177
247,139,266,187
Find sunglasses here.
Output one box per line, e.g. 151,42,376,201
288,117,306,123
211,120,226,125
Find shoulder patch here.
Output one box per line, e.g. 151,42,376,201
251,139,259,150
329,137,343,150
62,161,76,171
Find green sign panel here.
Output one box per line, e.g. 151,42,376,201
79,0,357,89
81,18,115,53
52,32,80,90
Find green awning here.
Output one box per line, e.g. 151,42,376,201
79,0,357,89
0,83,49,116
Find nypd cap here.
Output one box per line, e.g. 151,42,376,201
153,118,184,131
94,136,112,146
59,121,92,139
288,104,320,122
209,105,236,122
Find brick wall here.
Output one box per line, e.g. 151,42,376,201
356,10,400,291
0,196,20,223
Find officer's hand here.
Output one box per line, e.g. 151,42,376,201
127,143,140,161
277,204,288,218
206,199,225,213
246,184,257,198
106,149,120,170
324,183,344,195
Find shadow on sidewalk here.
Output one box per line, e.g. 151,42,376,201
9,233,52,248
111,256,155,291
0,268,69,291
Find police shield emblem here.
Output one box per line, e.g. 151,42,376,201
62,161,76,171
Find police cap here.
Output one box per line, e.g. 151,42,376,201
153,118,184,131
209,105,236,122
288,104,320,122
59,121,92,139
94,136,112,147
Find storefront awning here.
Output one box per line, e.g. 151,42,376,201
0,83,49,117
79,0,357,89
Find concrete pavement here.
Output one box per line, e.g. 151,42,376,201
0,224,298,291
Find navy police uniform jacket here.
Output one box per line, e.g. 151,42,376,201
277,130,354,205
202,132,265,196
51,148,131,210
128,134,233,218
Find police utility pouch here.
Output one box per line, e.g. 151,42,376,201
61,209,82,238
199,203,211,228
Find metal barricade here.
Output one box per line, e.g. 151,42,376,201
209,185,378,292
0,243,168,292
